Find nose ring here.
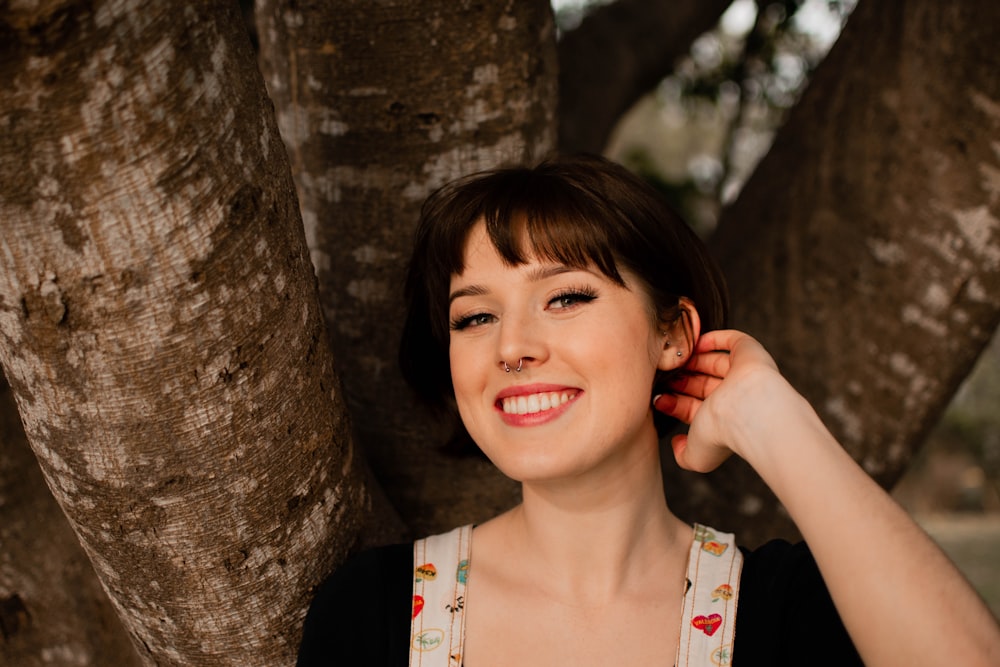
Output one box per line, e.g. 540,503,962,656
503,358,523,373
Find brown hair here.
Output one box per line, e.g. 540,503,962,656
399,153,729,436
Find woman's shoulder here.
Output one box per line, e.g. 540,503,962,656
296,542,412,667
735,539,862,665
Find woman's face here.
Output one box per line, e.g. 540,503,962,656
447,223,676,484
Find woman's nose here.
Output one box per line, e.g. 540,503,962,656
496,312,546,373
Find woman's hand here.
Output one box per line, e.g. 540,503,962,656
653,329,804,472
656,333,1000,667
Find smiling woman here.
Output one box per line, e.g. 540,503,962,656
399,154,727,441
449,229,670,484
297,155,1000,667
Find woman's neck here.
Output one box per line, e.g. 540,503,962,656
475,438,690,606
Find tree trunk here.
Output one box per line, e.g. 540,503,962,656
685,0,1000,545
256,0,557,536
1,374,141,666
557,0,733,153
0,2,365,665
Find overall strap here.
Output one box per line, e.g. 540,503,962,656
676,524,743,667
410,525,472,667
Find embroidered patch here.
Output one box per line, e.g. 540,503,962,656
701,540,728,556
694,526,717,542
412,595,425,619
412,628,444,651
711,584,734,602
711,644,733,665
415,563,437,581
692,613,723,636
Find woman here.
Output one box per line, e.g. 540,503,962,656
298,154,1000,666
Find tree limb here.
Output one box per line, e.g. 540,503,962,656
558,0,733,153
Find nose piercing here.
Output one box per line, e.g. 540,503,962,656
503,358,523,373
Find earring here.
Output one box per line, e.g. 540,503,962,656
676,350,683,357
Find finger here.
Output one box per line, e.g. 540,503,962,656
667,373,723,400
670,433,733,473
652,392,701,425
697,329,779,371
682,350,731,379
669,433,690,468
695,329,750,353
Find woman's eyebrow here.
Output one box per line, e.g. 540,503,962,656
448,264,591,305
524,263,581,282
448,284,488,305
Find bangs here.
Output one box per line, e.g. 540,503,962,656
439,168,626,286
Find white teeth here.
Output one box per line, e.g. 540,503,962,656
501,391,576,415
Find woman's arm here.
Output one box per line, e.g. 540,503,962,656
655,330,1000,667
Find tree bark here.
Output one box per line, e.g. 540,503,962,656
688,0,1000,545
256,0,557,536
1,374,141,666
0,2,365,665
557,0,733,153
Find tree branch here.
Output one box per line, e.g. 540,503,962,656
695,0,1000,545
558,0,733,153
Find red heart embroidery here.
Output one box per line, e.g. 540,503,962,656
412,595,424,619
692,613,723,636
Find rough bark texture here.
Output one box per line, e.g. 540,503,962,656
1,374,141,666
256,0,557,537
0,2,365,665
680,0,1000,546
557,0,733,153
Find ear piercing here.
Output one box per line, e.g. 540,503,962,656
666,340,684,357
503,358,523,373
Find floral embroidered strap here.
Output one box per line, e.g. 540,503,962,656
409,525,472,667
675,524,743,667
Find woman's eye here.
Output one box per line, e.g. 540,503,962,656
450,312,495,330
549,290,597,310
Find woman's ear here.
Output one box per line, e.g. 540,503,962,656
657,297,701,371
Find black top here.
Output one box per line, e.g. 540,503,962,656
297,539,862,666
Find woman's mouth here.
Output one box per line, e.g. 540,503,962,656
500,390,579,415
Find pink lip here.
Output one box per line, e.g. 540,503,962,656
494,383,582,427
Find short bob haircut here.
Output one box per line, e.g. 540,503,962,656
400,153,729,436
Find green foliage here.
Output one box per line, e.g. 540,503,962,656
609,0,856,230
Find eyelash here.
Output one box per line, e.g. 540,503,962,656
450,312,495,331
548,286,598,309
449,286,599,331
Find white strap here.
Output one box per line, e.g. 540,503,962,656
409,525,472,667
675,524,743,666
408,523,740,666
